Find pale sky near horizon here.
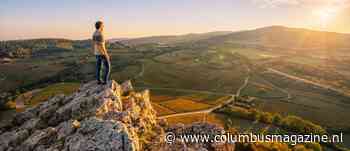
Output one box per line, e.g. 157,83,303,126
0,0,349,40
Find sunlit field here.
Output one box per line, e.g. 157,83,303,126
2,0,350,150
1,25,350,150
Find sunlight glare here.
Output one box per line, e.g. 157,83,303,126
313,7,337,28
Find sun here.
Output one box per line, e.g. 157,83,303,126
313,8,337,28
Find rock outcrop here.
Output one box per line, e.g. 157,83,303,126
0,80,158,151
0,80,238,151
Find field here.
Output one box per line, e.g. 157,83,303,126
159,99,212,112
213,45,283,60
3,40,350,131
255,69,350,129
1,27,350,149
165,113,226,126
241,74,288,99
149,89,230,115
13,82,80,113
150,103,176,116
0,60,66,92
25,82,80,106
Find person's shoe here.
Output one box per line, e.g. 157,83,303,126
101,81,107,85
97,81,102,85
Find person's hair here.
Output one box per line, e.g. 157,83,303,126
95,21,103,30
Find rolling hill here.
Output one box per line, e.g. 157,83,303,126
1,26,350,150
119,31,233,46
0,39,127,58
196,26,350,51
116,26,350,52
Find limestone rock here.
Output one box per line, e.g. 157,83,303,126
0,80,156,151
0,79,235,151
121,80,134,95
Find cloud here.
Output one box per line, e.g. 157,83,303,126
252,0,350,9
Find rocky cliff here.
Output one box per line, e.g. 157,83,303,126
0,80,160,151
0,80,235,151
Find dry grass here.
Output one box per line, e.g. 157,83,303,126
202,96,231,105
151,103,176,116
166,113,226,126
150,95,175,103
28,82,80,106
181,93,223,102
160,99,212,113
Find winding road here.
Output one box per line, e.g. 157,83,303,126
265,68,350,98
157,67,251,119
130,55,251,119
132,63,144,80
258,76,292,100
135,59,321,119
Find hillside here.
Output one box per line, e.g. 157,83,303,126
1,26,350,150
197,26,350,51
119,31,232,46
2,26,349,59
117,26,350,51
0,80,334,151
0,39,126,58
0,39,74,58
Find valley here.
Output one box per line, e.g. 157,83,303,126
1,26,350,150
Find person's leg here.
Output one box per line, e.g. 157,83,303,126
95,55,102,83
102,56,111,83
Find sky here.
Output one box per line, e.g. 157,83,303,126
0,0,349,40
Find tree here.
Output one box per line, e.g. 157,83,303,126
272,113,283,125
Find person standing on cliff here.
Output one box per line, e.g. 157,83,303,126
92,21,111,85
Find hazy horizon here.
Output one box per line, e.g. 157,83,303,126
2,25,350,41
1,0,350,41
